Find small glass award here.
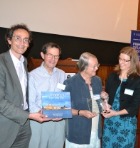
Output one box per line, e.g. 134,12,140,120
87,98,92,112
87,98,100,114
101,96,109,112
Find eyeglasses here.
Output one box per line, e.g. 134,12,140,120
46,53,60,59
12,36,30,45
88,64,100,70
119,57,130,63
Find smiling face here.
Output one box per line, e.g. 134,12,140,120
119,53,131,73
7,29,30,59
84,57,99,78
41,47,60,72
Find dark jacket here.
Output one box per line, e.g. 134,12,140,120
106,72,140,117
64,73,102,144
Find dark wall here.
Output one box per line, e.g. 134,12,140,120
0,27,129,65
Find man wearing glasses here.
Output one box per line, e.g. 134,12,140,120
0,24,47,148
28,42,67,148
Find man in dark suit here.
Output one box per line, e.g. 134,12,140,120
0,24,47,148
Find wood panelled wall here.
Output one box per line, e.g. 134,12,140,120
137,0,140,31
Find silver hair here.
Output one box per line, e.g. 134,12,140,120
77,52,97,72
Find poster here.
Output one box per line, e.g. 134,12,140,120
131,30,140,59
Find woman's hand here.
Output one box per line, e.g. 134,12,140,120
79,110,97,119
100,91,109,100
100,91,111,111
102,109,118,118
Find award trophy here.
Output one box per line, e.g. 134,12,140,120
101,96,110,113
87,98,92,112
87,98,100,114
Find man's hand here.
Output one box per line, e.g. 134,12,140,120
52,118,62,121
29,112,50,123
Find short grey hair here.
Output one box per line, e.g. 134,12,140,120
77,52,97,72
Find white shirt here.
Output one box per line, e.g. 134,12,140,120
9,50,28,110
90,88,99,132
28,62,67,113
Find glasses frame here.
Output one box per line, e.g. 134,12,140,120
88,63,100,70
12,35,30,45
46,53,60,59
119,57,131,63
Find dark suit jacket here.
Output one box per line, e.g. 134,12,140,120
0,51,29,148
106,72,140,117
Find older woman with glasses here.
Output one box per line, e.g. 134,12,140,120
102,46,140,148
64,52,103,148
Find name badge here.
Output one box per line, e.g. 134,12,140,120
57,83,66,90
124,89,134,96
93,95,100,100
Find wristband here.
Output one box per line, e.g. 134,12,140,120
78,110,80,116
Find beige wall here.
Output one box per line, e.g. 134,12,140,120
0,0,138,43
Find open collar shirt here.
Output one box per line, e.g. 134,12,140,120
28,62,67,113
9,49,28,110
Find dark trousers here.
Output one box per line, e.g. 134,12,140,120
11,120,31,148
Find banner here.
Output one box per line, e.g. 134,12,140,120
131,30,140,59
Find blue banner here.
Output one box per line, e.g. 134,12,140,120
131,30,140,59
